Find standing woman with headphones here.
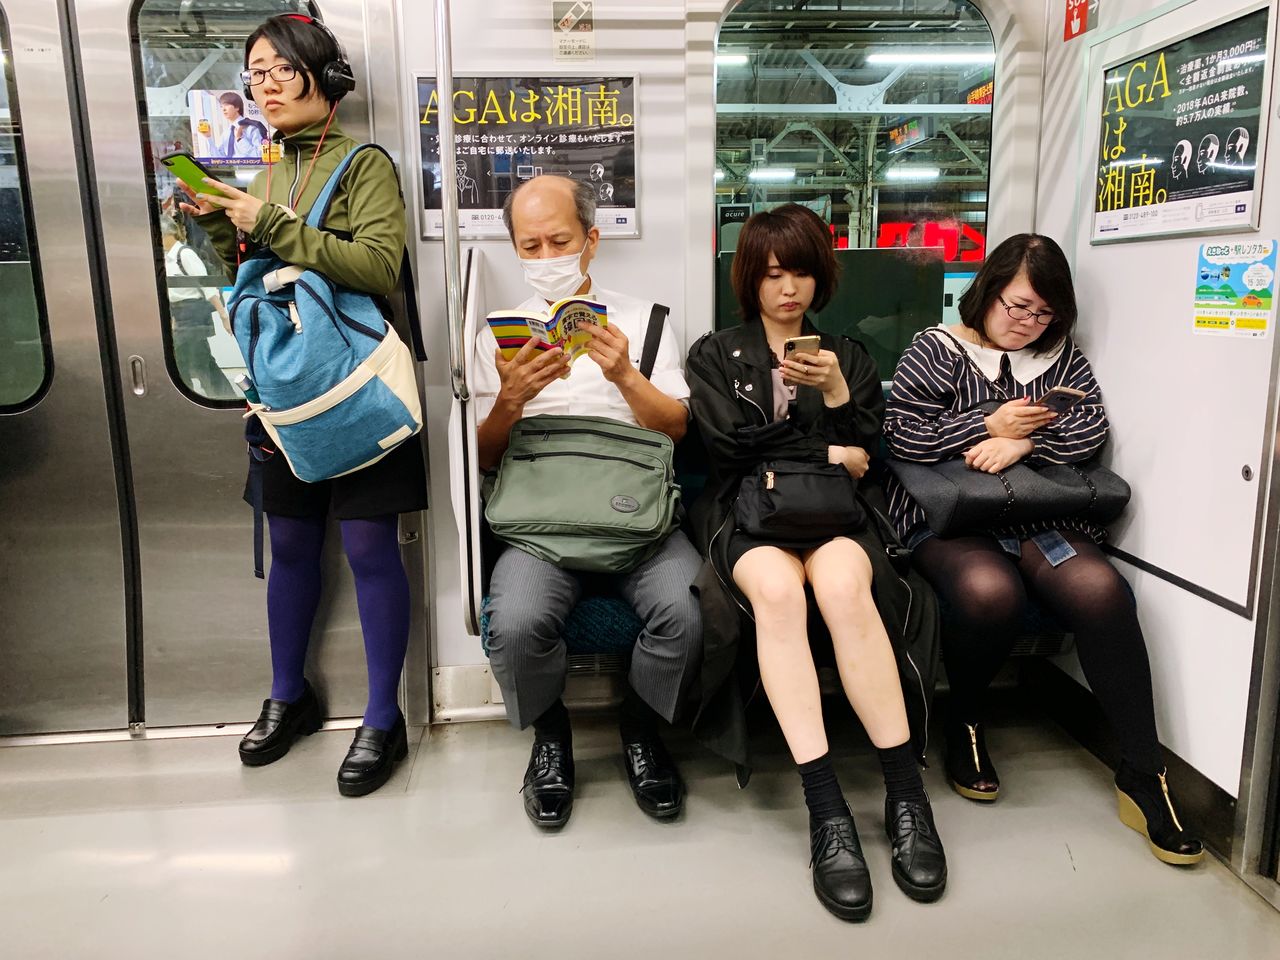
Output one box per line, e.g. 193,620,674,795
179,14,426,797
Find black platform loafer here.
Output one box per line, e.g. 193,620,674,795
810,814,873,922
622,735,685,820
238,681,323,767
1115,764,1205,866
885,798,948,902
522,737,575,828
337,715,409,798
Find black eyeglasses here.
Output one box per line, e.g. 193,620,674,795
240,64,298,87
999,295,1054,325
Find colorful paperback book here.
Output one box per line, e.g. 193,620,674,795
486,297,608,377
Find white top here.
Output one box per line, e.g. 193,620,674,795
931,323,1065,386
473,283,691,426
164,243,220,303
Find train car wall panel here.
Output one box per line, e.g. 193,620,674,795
0,0,130,734
64,0,414,728
1037,0,1280,796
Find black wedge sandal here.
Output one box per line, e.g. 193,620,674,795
1115,763,1204,865
944,720,999,802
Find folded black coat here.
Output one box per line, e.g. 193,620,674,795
683,318,940,780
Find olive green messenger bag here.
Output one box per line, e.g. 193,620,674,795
484,305,681,573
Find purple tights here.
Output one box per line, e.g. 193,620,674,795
266,513,409,731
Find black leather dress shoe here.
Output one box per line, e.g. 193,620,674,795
337,715,408,797
622,735,685,820
238,681,323,767
810,814,873,922
885,798,948,902
522,737,575,828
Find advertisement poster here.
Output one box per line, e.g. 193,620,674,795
1092,7,1271,243
186,90,270,166
1192,239,1276,338
417,76,637,239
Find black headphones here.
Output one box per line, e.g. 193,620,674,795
243,14,355,102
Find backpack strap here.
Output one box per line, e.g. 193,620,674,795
305,142,392,230
302,144,427,361
639,303,669,380
401,248,427,362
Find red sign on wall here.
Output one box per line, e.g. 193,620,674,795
876,221,986,263
1064,0,1098,42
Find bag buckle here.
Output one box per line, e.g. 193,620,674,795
765,470,775,490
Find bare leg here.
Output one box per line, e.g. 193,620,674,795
733,546,827,764
805,538,911,749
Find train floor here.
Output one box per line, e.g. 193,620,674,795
1,705,1278,959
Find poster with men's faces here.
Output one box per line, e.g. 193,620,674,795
1092,8,1271,243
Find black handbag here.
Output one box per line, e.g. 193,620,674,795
735,460,865,541
886,456,1130,537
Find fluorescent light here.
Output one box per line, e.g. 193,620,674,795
1222,54,1266,68
748,167,795,181
1109,157,1164,167
867,51,995,66
716,54,749,66
886,166,940,180
715,170,726,181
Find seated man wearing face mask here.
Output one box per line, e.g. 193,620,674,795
475,174,702,828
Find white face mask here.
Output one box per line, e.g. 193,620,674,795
519,246,588,302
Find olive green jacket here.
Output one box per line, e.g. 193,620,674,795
197,120,406,296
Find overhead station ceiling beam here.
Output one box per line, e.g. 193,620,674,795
717,103,990,116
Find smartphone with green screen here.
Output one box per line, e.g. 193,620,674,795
159,152,228,198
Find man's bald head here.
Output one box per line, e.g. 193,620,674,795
502,174,596,244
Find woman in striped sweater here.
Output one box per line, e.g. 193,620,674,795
884,234,1203,866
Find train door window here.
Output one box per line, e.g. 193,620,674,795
715,0,995,379
0,7,53,412
131,0,316,406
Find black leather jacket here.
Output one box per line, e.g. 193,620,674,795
683,318,938,776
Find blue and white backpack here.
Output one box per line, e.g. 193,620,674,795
229,143,422,485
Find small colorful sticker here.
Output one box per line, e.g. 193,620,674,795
1192,240,1276,338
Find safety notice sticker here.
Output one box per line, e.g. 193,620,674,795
1192,240,1276,338
554,1,595,62
1064,0,1098,42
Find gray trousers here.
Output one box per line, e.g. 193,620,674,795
486,530,703,730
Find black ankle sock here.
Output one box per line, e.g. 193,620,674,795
619,688,661,742
532,699,571,743
798,753,850,824
878,740,927,804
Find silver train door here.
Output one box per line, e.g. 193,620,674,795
66,0,427,728
0,0,130,734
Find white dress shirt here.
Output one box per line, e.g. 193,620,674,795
473,283,691,426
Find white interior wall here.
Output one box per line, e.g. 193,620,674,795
1035,0,1278,794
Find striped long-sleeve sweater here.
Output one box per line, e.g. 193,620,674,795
884,325,1111,545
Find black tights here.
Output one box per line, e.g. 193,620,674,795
913,532,1163,775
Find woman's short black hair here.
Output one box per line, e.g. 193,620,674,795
731,204,839,322
245,14,345,103
959,233,1077,355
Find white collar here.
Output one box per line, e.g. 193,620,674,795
930,324,1065,385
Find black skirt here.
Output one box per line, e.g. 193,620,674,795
725,522,879,574
243,431,428,520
